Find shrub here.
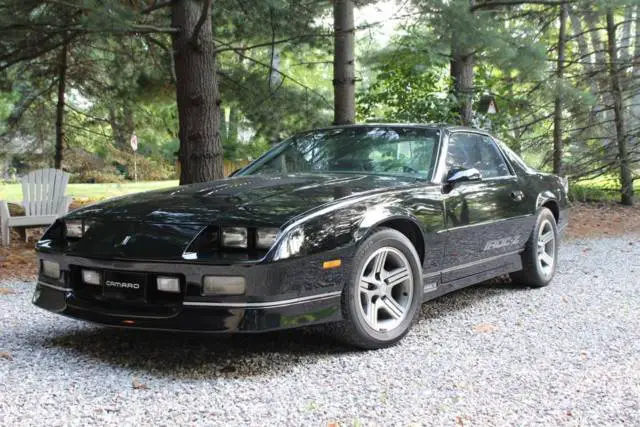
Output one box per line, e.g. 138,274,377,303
69,170,125,184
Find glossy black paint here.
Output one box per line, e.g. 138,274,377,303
33,124,568,333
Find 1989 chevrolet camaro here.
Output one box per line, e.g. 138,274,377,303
33,124,568,349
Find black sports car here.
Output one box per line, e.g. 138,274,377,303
33,124,568,349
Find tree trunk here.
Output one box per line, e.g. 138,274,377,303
450,39,475,126
108,104,135,150
630,5,640,131
569,9,593,79
606,9,634,206
172,0,223,185
553,4,567,176
568,7,601,132
228,106,238,143
586,10,613,150
620,5,634,68
54,39,68,170
333,0,355,125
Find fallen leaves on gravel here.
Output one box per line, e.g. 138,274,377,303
472,323,497,333
132,378,148,390
567,202,640,239
0,351,13,361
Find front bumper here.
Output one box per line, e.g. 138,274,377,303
33,251,351,333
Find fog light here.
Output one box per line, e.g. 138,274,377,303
42,260,60,279
203,276,246,295
81,269,101,285
157,276,180,293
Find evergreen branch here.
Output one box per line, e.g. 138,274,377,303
471,0,576,12
217,45,332,107
6,79,58,127
127,24,178,34
213,34,331,54
142,0,173,14
190,0,211,45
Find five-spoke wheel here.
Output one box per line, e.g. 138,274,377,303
333,228,422,349
510,207,559,288
536,218,556,280
358,247,413,332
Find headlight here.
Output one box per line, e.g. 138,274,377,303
65,220,92,239
256,228,280,249
274,227,305,260
222,227,248,248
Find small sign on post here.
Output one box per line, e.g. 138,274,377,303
130,132,138,182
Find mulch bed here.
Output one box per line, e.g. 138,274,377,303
566,202,640,239
1,202,639,282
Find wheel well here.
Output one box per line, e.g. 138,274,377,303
377,219,425,264
542,200,559,223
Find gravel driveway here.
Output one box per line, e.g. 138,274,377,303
1,235,639,426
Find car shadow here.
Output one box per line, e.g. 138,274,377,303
43,324,355,380
419,278,530,321
42,279,525,379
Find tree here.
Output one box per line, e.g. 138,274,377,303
333,0,356,124
449,0,476,126
606,8,634,205
54,38,69,169
171,0,223,184
552,3,567,176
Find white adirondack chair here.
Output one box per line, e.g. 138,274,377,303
0,168,72,246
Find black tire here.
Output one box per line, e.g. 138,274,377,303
331,227,423,349
510,207,558,288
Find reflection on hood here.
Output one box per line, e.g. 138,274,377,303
65,173,422,226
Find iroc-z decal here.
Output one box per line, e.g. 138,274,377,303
483,235,521,251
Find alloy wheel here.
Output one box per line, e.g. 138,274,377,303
536,219,556,279
358,247,414,332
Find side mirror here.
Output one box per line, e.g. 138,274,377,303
446,168,481,184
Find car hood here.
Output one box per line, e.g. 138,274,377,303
66,173,423,226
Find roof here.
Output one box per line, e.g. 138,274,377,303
306,123,489,134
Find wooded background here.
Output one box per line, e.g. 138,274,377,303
0,0,638,205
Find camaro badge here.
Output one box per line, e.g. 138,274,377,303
105,281,140,290
484,235,521,251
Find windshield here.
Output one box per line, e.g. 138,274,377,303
240,126,441,179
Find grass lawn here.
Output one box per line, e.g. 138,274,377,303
0,180,178,203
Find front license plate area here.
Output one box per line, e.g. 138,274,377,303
103,271,147,302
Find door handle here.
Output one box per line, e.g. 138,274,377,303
510,190,525,202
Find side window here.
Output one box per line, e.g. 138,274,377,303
477,136,511,178
446,133,511,178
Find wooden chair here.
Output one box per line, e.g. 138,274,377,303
0,168,72,246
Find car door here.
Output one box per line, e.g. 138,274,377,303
441,131,531,283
